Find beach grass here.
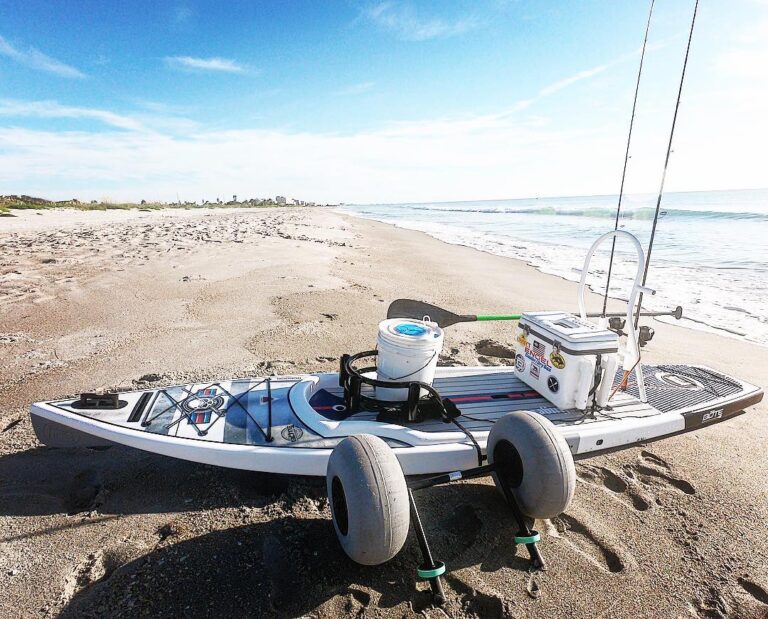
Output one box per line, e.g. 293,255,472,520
0,195,310,215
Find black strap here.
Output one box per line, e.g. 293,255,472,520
451,416,484,466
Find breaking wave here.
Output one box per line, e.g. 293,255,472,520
402,204,768,221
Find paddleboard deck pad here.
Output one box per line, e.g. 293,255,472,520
30,364,762,476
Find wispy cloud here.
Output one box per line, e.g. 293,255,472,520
0,35,85,78
335,81,376,96
490,48,643,119
538,64,614,97
173,5,194,25
0,42,736,204
362,2,480,41
0,60,624,203
164,56,245,73
0,99,143,131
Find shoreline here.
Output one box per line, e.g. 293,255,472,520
1,206,766,617
337,207,767,348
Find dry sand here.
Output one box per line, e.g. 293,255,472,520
0,207,766,618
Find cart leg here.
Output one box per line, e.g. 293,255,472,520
498,483,545,570
408,489,446,605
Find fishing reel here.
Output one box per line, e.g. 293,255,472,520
608,317,626,333
638,325,655,347
606,317,654,347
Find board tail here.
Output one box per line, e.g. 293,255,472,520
31,408,114,448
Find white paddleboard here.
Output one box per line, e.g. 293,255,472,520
30,364,762,476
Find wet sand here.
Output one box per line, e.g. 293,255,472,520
1,207,766,618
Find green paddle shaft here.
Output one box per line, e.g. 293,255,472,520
476,314,522,321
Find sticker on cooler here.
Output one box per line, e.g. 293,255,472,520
550,351,566,369
525,340,552,372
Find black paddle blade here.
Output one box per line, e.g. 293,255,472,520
386,299,475,328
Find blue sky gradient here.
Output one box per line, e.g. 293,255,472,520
1,1,766,203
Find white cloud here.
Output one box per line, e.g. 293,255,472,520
164,56,246,73
441,49,638,128
1,38,763,205
0,99,144,131
363,2,479,41
539,64,613,97
0,118,589,203
0,54,645,202
0,105,756,205
0,98,205,135
0,35,85,78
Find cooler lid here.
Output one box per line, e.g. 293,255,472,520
520,311,617,345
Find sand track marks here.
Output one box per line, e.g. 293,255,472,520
738,577,768,606
577,463,653,511
554,513,627,574
624,451,696,497
443,573,508,618
578,450,696,517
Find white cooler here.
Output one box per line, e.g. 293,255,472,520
513,311,620,411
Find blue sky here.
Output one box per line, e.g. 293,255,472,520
1,1,767,203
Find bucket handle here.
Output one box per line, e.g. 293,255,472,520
379,348,439,382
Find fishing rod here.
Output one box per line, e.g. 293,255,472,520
635,0,700,329
602,0,656,317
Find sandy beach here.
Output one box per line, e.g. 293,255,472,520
1,206,766,618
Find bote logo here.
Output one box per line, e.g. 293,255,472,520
281,424,304,442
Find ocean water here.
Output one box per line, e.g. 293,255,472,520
340,189,768,346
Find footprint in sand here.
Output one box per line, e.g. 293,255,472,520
474,339,516,360
65,469,106,514
624,451,696,497
737,577,768,606
262,534,296,610
554,514,627,574
577,463,653,512
60,551,105,606
639,449,671,469
444,574,507,618
689,587,731,618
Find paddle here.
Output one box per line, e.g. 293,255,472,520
387,299,683,328
386,299,521,328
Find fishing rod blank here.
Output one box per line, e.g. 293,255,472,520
602,0,656,316
635,0,700,328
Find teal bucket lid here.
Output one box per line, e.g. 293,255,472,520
394,323,428,336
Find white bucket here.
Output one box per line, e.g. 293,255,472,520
375,318,444,401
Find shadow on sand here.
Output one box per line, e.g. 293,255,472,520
58,488,528,618
4,444,532,616
0,444,300,518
